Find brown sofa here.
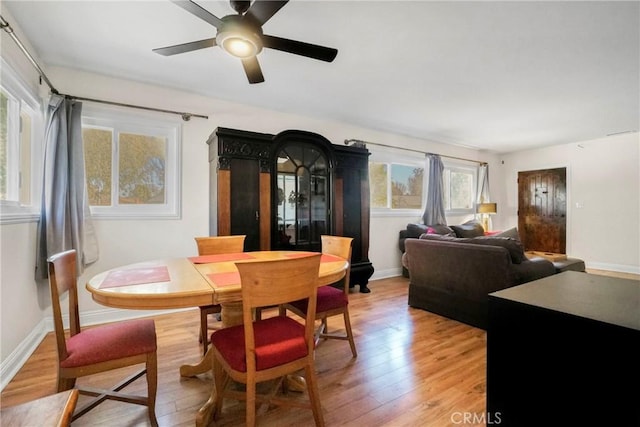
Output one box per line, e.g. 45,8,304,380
404,233,557,329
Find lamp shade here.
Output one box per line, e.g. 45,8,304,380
477,202,497,214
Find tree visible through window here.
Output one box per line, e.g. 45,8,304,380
118,133,166,205
83,128,112,206
81,106,180,219
0,91,9,200
370,161,424,210
391,164,423,209
443,166,475,211
83,128,167,206
369,162,388,208
1,86,35,206
0,59,42,223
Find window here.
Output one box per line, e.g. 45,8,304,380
443,163,476,214
82,105,181,219
0,58,42,224
369,148,425,214
369,162,389,208
390,164,424,209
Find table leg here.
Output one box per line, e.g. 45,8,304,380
179,301,245,378
180,347,212,377
220,301,244,327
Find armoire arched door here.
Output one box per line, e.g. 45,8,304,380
271,131,334,252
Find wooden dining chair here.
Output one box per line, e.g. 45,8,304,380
202,254,324,427
281,235,357,357
0,389,78,427
47,249,158,425
194,235,246,355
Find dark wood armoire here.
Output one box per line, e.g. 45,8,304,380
207,127,374,292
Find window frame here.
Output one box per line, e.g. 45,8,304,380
442,161,478,215
369,147,426,217
81,104,182,220
0,57,43,224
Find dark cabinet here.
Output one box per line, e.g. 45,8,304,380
487,272,640,426
333,145,373,291
208,127,374,292
207,128,272,252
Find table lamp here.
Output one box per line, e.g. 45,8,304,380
477,202,497,231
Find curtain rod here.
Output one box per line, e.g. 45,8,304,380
64,95,208,122
344,138,487,166
1,15,208,122
0,14,58,93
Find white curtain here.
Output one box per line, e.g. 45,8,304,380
476,163,492,229
422,154,447,225
476,163,491,204
36,95,98,279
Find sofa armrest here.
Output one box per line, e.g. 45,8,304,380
398,230,411,253
511,257,556,284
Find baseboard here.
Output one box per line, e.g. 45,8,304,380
586,261,640,275
0,318,48,391
371,267,403,281
1,306,194,391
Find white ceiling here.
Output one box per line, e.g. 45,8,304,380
3,0,639,153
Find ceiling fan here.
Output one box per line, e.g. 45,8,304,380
153,0,338,84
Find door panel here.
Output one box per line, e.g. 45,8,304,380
230,158,260,251
518,168,567,253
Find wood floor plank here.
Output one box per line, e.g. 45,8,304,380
3,271,634,426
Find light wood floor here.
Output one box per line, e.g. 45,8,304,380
2,270,637,426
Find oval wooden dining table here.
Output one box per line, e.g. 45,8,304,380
85,250,348,426
86,250,348,323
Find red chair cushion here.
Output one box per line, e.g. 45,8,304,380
61,319,156,368
211,316,308,372
290,285,347,315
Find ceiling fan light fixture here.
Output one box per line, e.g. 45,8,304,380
217,29,262,58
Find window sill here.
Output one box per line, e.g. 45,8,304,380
0,211,40,225
371,209,423,218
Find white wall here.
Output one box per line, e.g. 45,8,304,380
0,8,54,388
494,133,640,273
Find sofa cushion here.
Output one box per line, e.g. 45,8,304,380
420,233,460,242
406,223,455,238
494,227,520,240
511,257,556,283
468,236,528,264
450,220,485,238
426,224,456,236
406,223,429,238
420,234,527,264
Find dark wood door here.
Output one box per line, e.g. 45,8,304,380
518,168,566,253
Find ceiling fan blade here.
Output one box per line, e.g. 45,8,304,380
262,35,338,62
170,0,223,29
245,0,288,26
241,57,265,84
153,38,217,56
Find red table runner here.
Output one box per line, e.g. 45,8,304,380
207,271,241,287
